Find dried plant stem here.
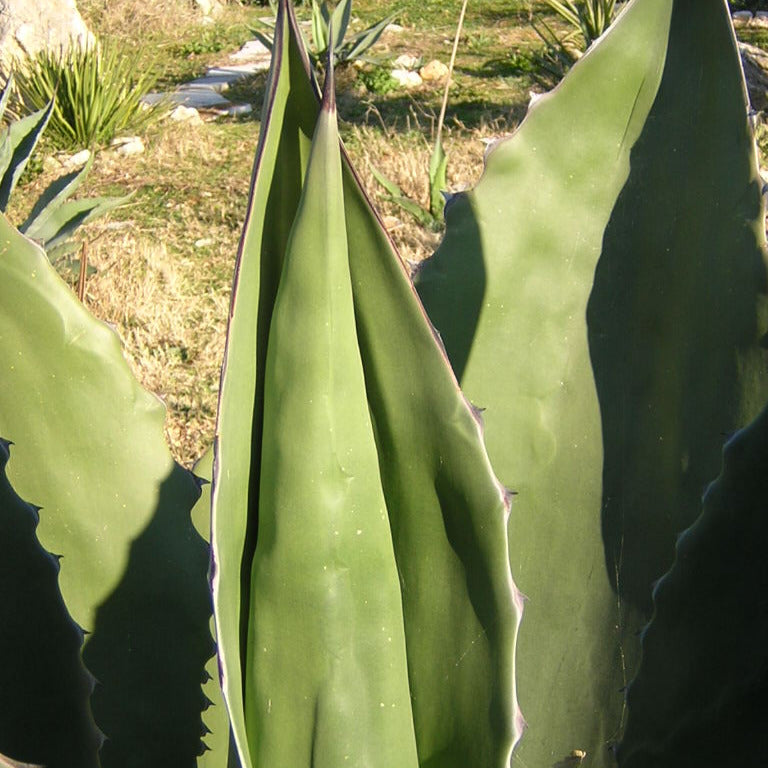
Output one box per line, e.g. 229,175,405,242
436,0,469,149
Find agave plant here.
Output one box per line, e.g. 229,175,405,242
1,1,766,767
255,0,394,69
0,77,128,278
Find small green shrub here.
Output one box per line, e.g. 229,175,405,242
12,40,162,150
358,65,398,94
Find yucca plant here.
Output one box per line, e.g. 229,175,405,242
12,39,161,150
545,0,618,48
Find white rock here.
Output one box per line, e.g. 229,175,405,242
754,11,768,27
169,105,203,125
194,0,223,17
385,23,404,33
194,238,214,248
390,69,423,88
65,148,91,168
733,11,753,24
0,0,95,72
111,136,145,157
393,53,420,70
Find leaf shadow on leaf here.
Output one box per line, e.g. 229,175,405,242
82,463,213,768
0,441,101,768
414,192,485,382
586,0,768,615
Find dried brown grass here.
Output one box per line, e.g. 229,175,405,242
78,0,201,41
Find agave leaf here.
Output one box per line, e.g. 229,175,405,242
243,62,420,768
311,0,328,54
19,156,94,234
586,0,768,614
212,2,522,766
190,448,239,768
0,100,54,211
417,0,674,764
618,400,768,767
341,15,396,63
211,4,319,764
0,440,102,767
428,138,447,220
0,215,212,765
329,0,352,50
23,192,130,253
419,0,768,763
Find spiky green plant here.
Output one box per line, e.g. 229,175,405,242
0,77,129,278
1,1,767,767
12,39,161,150
546,0,618,48
418,0,768,764
254,0,394,69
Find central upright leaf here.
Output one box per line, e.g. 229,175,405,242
211,2,522,767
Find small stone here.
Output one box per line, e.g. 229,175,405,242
169,105,203,125
385,23,404,33
194,238,214,248
733,11,753,24
390,68,423,88
111,136,145,157
393,53,420,70
419,59,449,82
65,149,91,168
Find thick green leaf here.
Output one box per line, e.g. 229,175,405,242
0,100,54,211
418,1,768,765
243,67,420,768
0,440,102,767
0,215,212,766
618,401,768,767
24,192,129,253
192,448,238,768
211,4,319,764
417,0,673,764
213,2,522,766
428,139,447,220
586,0,768,613
342,154,521,768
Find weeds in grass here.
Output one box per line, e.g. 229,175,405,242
13,41,162,150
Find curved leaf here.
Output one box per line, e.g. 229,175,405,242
0,440,102,767
618,401,768,766
0,215,211,766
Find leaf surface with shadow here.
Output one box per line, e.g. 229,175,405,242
0,212,213,764
0,440,101,768
587,0,768,614
418,1,674,764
